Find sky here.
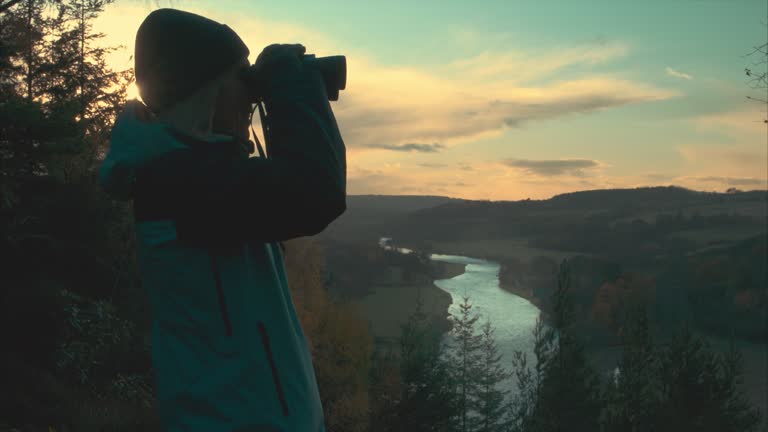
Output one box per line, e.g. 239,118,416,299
96,0,768,201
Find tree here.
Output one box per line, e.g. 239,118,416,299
505,348,535,432
744,22,767,123
475,320,511,432
525,259,603,432
43,0,132,181
0,1,153,429
389,286,458,432
600,304,663,432
284,237,374,432
445,295,484,432
656,324,763,432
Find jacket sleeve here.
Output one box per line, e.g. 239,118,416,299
133,61,347,247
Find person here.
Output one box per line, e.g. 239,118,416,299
98,8,346,431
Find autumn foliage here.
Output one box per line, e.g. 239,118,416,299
284,237,374,432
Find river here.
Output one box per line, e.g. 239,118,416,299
380,237,545,394
379,237,766,427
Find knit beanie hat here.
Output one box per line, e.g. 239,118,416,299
134,8,250,113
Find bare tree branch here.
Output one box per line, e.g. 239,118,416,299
744,23,768,123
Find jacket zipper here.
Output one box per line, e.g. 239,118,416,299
258,322,290,417
209,250,233,336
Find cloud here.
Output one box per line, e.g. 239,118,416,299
643,173,676,181
501,158,601,176
677,145,766,166
96,4,679,154
417,162,448,168
334,72,678,150
494,89,668,128
447,41,630,83
347,167,405,195
690,109,768,137
666,67,693,80
368,142,445,152
681,176,767,186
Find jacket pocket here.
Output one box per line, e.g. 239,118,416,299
258,321,290,417
209,249,233,336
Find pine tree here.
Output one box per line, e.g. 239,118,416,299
475,320,511,432
656,324,763,432
503,316,546,432
393,286,459,432
42,0,131,181
526,259,603,432
600,304,663,432
1,2,152,428
0,0,55,206
445,294,484,432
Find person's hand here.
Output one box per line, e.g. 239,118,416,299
252,43,306,82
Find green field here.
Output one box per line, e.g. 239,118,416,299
353,282,452,339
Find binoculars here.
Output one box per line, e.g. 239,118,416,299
241,54,347,102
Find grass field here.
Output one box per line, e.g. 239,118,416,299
352,282,453,339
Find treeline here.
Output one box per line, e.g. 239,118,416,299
515,235,767,346
503,254,766,352
526,211,763,261
373,260,764,432
382,187,767,247
1,0,157,429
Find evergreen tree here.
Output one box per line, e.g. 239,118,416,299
392,287,459,432
44,0,132,180
503,317,546,432
475,320,511,432
0,1,151,428
0,0,58,207
526,259,603,432
656,324,762,432
600,304,663,432
445,294,484,432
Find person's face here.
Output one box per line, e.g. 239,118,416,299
212,60,252,141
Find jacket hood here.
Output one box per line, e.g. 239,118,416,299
99,100,232,200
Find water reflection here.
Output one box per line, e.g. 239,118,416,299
381,237,545,394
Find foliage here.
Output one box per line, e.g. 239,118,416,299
284,237,374,432
444,295,484,432
655,325,763,432
511,260,603,432
0,0,149,429
743,22,767,122
388,287,458,432
475,320,511,432
508,269,764,432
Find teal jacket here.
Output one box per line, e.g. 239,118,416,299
99,62,346,431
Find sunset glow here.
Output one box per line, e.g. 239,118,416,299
95,0,768,200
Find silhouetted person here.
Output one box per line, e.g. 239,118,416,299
99,8,346,431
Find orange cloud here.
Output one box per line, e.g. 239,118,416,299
96,4,679,155
92,4,692,200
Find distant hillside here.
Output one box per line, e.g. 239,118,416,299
319,194,467,244
338,186,767,256
346,194,467,214
407,186,767,218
